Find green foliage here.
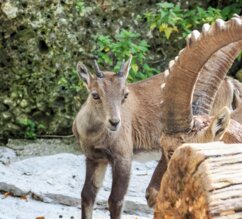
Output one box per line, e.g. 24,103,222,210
144,3,223,39
237,51,242,62
145,2,181,39
75,0,93,16
57,69,83,94
144,2,242,40
75,1,85,13
95,29,159,81
220,1,242,18
1,0,241,139
17,118,45,139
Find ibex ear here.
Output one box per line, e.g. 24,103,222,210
76,62,93,86
210,107,230,140
123,55,132,79
232,89,240,109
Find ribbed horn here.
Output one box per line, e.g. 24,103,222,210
193,40,242,116
94,60,104,78
160,16,242,134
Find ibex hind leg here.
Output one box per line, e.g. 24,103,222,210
108,157,132,219
81,158,108,219
146,150,167,208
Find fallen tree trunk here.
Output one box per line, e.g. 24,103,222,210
154,142,242,219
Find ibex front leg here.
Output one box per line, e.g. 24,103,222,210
108,157,132,219
81,158,108,219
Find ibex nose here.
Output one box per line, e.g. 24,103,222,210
109,118,120,127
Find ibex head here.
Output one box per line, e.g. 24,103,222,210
160,107,230,160
159,16,242,161
146,16,242,209
76,56,132,132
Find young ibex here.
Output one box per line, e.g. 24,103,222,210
146,16,242,208
73,58,165,219
73,16,242,218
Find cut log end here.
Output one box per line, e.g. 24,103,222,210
154,142,242,219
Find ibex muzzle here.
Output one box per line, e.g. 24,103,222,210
73,15,242,219
108,117,120,131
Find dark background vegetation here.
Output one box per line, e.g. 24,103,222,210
0,0,242,141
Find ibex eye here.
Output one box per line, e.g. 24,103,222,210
168,150,174,160
124,93,129,99
92,92,100,100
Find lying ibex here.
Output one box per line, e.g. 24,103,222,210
73,16,242,218
146,17,242,207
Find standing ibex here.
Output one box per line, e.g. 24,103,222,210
73,58,165,219
146,16,242,208
73,16,242,219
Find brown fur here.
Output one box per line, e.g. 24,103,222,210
210,77,242,122
75,68,242,214
210,78,234,115
74,16,242,218
74,68,242,217
146,108,232,207
231,89,242,124
74,59,166,219
147,16,242,208
147,108,242,208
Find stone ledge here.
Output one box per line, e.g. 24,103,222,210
0,153,155,218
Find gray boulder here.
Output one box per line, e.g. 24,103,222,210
0,153,156,218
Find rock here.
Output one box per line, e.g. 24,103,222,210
6,138,79,159
0,194,150,219
0,146,16,164
0,153,156,218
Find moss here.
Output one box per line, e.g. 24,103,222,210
0,0,159,138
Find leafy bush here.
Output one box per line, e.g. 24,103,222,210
17,118,45,139
144,2,241,40
94,29,159,82
1,0,241,139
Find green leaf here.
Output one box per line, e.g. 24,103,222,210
131,64,139,73
150,22,157,30
158,2,174,9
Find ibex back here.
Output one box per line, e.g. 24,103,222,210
73,16,242,219
146,16,242,208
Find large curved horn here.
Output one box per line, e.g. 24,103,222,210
192,40,242,115
160,16,242,133
94,60,104,78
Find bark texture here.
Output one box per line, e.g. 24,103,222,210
154,142,242,219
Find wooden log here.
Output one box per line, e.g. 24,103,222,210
154,142,242,219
